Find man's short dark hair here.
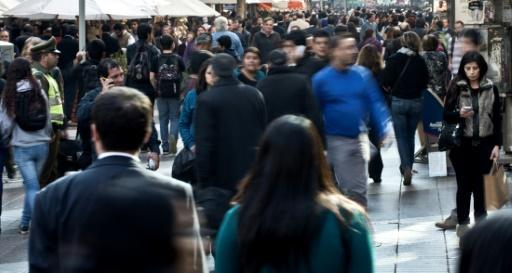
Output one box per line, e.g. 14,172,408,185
284,30,307,46
461,28,482,46
102,24,112,33
87,39,106,61
51,24,62,37
137,23,152,41
334,25,348,35
333,32,355,48
313,30,330,40
159,34,174,50
97,58,120,78
92,87,152,152
65,24,78,37
113,23,125,32
22,24,33,34
217,35,232,49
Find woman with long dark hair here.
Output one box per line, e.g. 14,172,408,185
0,58,51,235
178,58,216,152
357,44,385,184
215,115,374,273
444,51,501,238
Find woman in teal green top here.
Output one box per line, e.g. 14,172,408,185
215,115,375,273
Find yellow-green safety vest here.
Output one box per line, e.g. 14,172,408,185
32,68,64,125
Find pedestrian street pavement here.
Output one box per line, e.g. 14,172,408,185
1,138,512,273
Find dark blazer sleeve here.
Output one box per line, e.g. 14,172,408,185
29,190,59,273
195,95,216,187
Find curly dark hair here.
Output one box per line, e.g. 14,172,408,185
2,58,42,118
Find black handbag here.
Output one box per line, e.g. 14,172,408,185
171,148,196,183
438,122,462,151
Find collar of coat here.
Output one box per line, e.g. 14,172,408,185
456,77,493,91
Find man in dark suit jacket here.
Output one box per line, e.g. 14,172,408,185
195,53,266,193
29,87,207,273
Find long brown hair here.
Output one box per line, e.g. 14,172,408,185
2,58,42,117
233,115,364,272
357,44,383,76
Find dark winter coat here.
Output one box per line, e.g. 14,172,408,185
195,77,266,192
256,66,324,137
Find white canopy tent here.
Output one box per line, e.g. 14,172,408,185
0,0,19,17
139,0,220,17
4,0,151,20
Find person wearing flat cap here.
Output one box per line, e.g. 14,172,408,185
255,49,324,142
194,53,266,229
31,36,65,187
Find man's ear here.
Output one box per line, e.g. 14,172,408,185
91,123,98,142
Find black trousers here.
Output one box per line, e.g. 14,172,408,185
449,137,494,224
368,128,383,181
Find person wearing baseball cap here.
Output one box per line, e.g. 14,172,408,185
31,36,65,187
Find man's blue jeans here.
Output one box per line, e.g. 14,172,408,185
13,144,49,228
391,97,423,172
156,98,180,149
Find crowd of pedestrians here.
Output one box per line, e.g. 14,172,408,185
0,5,510,273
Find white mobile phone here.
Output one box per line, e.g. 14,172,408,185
463,106,473,111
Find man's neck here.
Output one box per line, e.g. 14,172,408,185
332,62,349,71
162,50,173,54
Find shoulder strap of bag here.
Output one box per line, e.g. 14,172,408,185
390,56,411,96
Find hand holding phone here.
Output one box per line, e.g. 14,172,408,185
101,77,114,91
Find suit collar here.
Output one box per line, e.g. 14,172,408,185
88,155,142,170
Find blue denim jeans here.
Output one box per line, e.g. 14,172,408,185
156,98,180,149
391,97,423,172
13,144,49,227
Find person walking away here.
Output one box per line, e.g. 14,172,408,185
356,44,386,183
0,58,51,235
421,34,449,99
215,115,375,273
154,35,185,155
126,23,160,105
195,54,266,230
443,51,501,238
234,47,265,87
313,34,391,208
381,31,428,186
31,37,65,188
29,88,207,273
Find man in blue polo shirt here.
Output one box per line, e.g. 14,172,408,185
313,33,391,208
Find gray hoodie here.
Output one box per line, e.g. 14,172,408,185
0,79,51,147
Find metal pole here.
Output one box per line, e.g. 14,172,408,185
345,0,348,13
79,0,86,51
320,0,323,11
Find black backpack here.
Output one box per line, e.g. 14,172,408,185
127,44,150,83
15,87,48,131
157,55,181,98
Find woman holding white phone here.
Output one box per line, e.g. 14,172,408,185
443,51,502,238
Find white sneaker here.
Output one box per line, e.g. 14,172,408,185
456,224,470,238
